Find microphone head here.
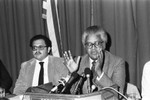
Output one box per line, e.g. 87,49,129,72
84,68,91,78
66,72,79,84
91,85,96,90
71,72,79,78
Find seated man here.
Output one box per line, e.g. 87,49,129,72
13,35,70,95
0,60,12,97
64,25,126,95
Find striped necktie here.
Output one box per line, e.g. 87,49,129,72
91,60,96,74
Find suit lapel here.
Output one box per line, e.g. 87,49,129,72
47,56,57,84
79,55,90,93
103,51,113,77
78,55,90,74
27,59,36,86
103,51,108,73
47,56,53,82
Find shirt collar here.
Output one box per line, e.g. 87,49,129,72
89,57,97,63
36,56,49,63
89,57,97,69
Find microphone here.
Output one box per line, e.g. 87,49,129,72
91,84,96,92
84,68,92,93
60,72,79,94
72,73,85,94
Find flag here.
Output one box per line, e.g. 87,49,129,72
42,0,62,57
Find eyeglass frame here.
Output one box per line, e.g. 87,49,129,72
84,41,104,49
31,45,47,51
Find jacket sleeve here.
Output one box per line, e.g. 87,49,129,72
13,62,29,95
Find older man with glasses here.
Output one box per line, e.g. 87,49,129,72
13,35,70,95
64,25,126,97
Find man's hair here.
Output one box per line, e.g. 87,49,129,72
82,25,108,45
30,34,52,48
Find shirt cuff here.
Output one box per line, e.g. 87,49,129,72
96,72,104,81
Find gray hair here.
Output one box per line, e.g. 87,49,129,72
82,25,108,46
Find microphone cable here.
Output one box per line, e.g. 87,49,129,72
49,77,67,93
101,86,128,100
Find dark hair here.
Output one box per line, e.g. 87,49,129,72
30,35,52,48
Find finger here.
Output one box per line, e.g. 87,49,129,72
68,50,73,59
64,51,69,61
2,92,5,97
97,53,100,60
63,60,67,65
100,50,103,59
76,56,81,65
95,51,103,66
97,50,103,60
63,53,67,61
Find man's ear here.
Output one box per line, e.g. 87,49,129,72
48,47,51,54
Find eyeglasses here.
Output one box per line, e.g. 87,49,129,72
32,45,47,51
85,41,103,49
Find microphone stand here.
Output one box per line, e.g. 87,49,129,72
72,74,85,94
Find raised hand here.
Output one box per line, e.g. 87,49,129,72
63,50,81,73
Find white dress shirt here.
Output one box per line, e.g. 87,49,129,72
142,61,150,100
32,56,49,86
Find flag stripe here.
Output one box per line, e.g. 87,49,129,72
42,0,60,57
50,0,63,56
42,8,47,19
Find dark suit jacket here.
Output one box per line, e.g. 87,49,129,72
77,51,125,94
0,60,12,93
13,55,69,95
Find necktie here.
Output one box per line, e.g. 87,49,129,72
90,61,96,86
38,62,44,85
91,60,98,92
91,60,96,74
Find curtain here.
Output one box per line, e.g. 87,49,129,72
136,0,150,89
57,0,92,55
0,0,150,93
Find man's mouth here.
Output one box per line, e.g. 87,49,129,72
35,52,41,55
91,51,97,55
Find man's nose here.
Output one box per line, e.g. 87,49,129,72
91,44,97,49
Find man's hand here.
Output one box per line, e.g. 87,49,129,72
63,50,81,73
95,50,104,76
0,87,5,98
